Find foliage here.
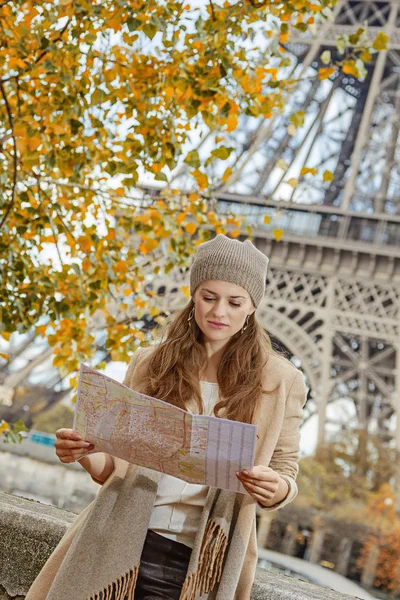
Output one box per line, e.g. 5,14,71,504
356,485,400,596
31,402,74,433
0,419,28,443
0,0,388,380
296,430,395,512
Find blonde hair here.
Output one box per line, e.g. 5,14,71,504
138,298,282,424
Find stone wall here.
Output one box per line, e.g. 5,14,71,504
0,491,361,600
0,440,98,512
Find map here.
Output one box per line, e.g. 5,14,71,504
73,364,257,493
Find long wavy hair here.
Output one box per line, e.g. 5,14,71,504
138,298,282,425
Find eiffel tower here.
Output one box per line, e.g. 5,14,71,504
141,0,400,509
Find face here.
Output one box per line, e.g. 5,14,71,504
192,280,255,343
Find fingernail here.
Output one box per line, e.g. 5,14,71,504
83,442,91,446
242,470,248,475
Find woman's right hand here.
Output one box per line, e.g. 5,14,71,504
55,428,95,464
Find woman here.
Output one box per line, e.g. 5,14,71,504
26,233,307,600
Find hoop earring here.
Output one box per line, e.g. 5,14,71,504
188,307,195,323
241,314,250,334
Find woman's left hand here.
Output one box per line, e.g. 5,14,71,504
236,465,285,507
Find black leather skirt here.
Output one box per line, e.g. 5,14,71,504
111,529,192,600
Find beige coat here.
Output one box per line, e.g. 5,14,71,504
120,346,307,597
26,345,307,600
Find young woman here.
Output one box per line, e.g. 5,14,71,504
26,233,307,600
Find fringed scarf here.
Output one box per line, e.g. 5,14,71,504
26,457,251,600
26,345,303,600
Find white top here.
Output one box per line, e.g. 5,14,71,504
148,381,219,548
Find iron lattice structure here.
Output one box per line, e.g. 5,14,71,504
142,0,400,506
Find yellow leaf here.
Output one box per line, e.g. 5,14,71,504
185,222,197,235
263,215,271,224
0,421,10,434
1,332,11,341
189,193,199,202
114,260,128,273
287,124,297,136
300,167,317,176
226,114,238,132
0,353,8,360
342,61,359,77
230,229,241,238
318,67,335,80
323,170,334,182
222,167,232,183
286,178,298,188
276,159,288,170
273,228,284,241
180,285,191,298
165,86,175,98
372,32,389,51
139,242,150,254
36,325,47,337
177,212,186,224
123,288,132,296
192,169,208,190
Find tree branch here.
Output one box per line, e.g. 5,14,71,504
0,81,18,230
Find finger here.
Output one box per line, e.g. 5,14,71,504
55,439,93,449
237,474,277,492
56,429,83,440
238,469,276,482
57,449,91,461
58,446,93,456
237,476,275,498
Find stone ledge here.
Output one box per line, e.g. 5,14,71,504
0,491,358,599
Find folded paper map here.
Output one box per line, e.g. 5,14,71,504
73,364,257,494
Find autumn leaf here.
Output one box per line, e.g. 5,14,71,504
300,167,317,176
191,169,208,190
286,178,298,188
319,67,336,80
323,170,334,182
372,32,389,51
185,222,197,235
273,229,284,241
222,167,232,183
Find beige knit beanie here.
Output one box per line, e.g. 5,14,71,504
189,234,269,309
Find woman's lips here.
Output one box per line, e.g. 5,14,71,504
208,321,228,329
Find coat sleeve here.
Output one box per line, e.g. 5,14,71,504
89,347,146,485
257,368,307,512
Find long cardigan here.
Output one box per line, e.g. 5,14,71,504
26,345,307,600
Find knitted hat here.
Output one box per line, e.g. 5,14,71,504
189,234,269,308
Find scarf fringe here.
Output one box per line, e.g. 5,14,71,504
88,565,139,600
179,519,228,600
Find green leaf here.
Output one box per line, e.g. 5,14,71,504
211,146,233,160
184,149,200,169
154,172,168,182
127,17,141,32
12,419,28,435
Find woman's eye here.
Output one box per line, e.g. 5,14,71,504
203,298,240,307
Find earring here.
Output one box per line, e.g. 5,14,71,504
188,307,195,323
241,315,250,334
